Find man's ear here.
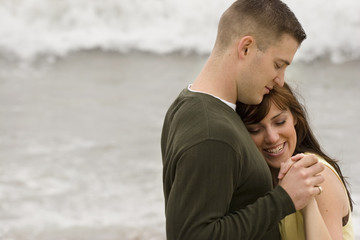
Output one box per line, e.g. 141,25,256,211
237,36,255,59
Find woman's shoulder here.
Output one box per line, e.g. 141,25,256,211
305,152,349,219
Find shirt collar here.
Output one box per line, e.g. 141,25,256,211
188,84,236,111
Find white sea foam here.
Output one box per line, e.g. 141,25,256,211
0,0,359,62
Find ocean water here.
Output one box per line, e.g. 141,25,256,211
0,0,360,63
0,51,359,239
0,1,359,239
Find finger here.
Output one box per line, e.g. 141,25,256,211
307,161,325,177
310,173,325,187
312,185,323,196
278,153,305,179
294,154,319,168
291,153,305,162
278,160,294,179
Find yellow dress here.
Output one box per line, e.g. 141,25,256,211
279,154,354,240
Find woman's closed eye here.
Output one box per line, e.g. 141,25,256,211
275,120,286,126
247,126,262,134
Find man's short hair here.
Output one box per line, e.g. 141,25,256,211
215,0,306,52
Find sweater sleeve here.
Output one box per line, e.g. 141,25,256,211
165,140,295,240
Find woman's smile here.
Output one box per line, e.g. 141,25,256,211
263,142,286,156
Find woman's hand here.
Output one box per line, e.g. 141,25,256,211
278,153,305,179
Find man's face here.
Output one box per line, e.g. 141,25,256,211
237,34,299,105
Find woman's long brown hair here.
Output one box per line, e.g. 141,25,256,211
236,83,353,211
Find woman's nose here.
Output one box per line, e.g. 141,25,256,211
265,128,279,144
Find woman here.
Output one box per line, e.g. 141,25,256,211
236,83,353,239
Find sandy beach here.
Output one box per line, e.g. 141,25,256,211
0,50,359,239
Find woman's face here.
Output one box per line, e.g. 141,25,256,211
245,102,297,169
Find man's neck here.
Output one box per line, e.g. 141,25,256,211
191,55,237,104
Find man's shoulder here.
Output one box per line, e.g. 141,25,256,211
163,88,254,151
166,88,234,122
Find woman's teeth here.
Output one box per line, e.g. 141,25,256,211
265,143,284,154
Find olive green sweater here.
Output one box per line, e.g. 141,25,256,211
161,88,295,240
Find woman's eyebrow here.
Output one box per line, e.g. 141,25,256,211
271,111,287,120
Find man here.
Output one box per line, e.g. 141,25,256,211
161,0,325,239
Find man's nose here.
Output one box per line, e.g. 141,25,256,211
274,71,285,87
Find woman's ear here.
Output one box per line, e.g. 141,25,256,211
237,36,255,59
293,114,298,126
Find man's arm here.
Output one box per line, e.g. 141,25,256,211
165,140,295,240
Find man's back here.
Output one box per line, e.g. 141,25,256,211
161,88,295,240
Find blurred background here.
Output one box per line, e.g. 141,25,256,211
0,0,359,239
0,0,360,62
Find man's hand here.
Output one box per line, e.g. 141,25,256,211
279,154,325,210
278,153,305,179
